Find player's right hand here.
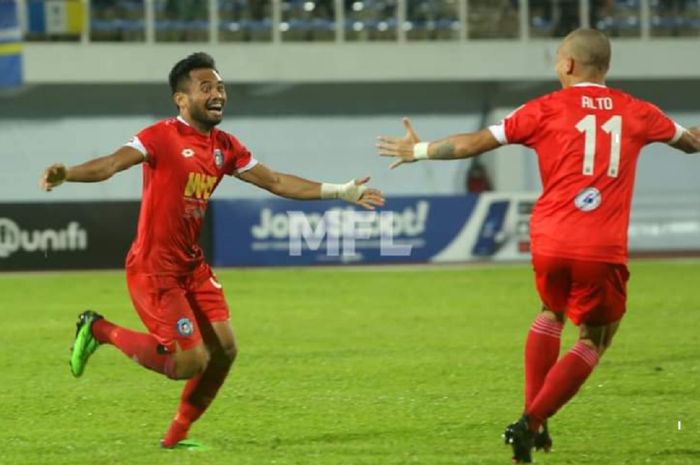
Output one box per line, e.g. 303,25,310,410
41,163,67,191
377,117,422,169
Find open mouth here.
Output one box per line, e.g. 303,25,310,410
206,103,223,116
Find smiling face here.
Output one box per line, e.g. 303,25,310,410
174,68,226,131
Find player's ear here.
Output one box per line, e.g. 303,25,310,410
173,91,187,110
566,57,575,75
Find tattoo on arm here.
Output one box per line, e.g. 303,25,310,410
433,142,457,159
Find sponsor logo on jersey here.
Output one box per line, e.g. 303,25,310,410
184,172,217,200
574,187,602,212
0,218,88,258
176,317,194,337
181,148,195,158
213,149,224,169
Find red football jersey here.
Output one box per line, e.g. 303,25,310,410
125,117,256,274
489,83,684,264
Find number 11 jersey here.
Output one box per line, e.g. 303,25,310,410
489,83,684,264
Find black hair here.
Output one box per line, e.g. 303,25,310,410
169,52,218,94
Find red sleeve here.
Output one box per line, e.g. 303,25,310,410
224,134,256,176
644,102,680,144
129,124,161,166
503,99,543,147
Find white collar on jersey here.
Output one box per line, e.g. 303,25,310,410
573,82,607,88
176,115,191,126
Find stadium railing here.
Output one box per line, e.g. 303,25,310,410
17,0,700,43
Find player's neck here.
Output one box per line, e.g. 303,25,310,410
565,76,606,88
178,114,213,136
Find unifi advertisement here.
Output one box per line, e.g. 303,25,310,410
0,202,140,270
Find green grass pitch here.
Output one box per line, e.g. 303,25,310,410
1,260,698,465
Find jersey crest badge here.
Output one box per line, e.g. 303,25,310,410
176,317,194,337
213,149,224,168
574,187,602,212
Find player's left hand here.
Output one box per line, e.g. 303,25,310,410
40,163,67,191
377,117,421,169
341,177,385,210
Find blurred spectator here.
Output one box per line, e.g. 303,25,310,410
470,0,519,39
651,0,699,36
165,0,207,22
160,0,208,41
657,0,692,12
406,0,461,40
93,0,119,9
219,0,272,42
91,0,145,42
281,0,335,42
554,0,581,36
315,0,335,19
345,0,398,41
250,0,268,20
528,0,613,37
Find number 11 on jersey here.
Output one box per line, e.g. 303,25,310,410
576,115,622,178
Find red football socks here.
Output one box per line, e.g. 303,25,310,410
91,319,176,378
161,358,232,447
524,314,564,410
526,340,599,431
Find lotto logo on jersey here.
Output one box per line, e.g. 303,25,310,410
184,172,217,200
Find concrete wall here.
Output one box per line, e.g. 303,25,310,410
0,115,480,201
3,109,699,203
22,40,700,84
2,80,699,205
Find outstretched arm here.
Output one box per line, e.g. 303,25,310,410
40,146,144,191
236,163,384,210
671,126,700,154
377,117,501,169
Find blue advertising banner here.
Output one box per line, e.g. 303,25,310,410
211,196,480,266
0,0,22,88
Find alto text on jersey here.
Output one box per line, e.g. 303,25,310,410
582,96,614,110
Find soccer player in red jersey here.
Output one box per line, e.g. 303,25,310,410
377,28,699,463
40,52,384,449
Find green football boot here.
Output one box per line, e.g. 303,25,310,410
69,310,103,377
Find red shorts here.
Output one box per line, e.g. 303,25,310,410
532,254,629,326
126,263,229,352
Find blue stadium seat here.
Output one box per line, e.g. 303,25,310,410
91,19,145,33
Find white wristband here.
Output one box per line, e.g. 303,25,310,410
320,182,341,199
413,142,430,160
321,180,366,203
669,122,687,145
